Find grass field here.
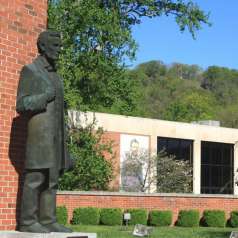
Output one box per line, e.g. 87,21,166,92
71,225,238,238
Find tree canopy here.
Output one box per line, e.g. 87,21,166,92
129,60,238,127
48,0,210,114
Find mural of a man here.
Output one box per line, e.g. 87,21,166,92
121,139,143,192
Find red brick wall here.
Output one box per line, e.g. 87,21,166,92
101,132,120,190
57,192,238,225
0,0,47,230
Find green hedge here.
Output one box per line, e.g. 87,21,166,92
149,210,172,226
72,207,100,225
56,206,68,225
128,209,148,225
203,210,226,227
100,208,123,226
176,210,199,227
230,211,238,227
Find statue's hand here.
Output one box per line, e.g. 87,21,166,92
45,86,56,102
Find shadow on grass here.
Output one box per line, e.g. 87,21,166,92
197,230,231,238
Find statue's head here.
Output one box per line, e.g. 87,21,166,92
37,30,61,62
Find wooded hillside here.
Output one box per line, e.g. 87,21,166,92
128,61,238,128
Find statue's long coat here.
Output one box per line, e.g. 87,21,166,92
16,55,70,170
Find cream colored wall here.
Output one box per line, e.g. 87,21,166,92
69,110,238,144
68,110,238,194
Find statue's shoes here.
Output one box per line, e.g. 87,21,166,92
19,222,50,233
43,222,73,233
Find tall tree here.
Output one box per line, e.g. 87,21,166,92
48,0,210,113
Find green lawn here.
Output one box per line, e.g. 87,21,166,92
71,225,238,238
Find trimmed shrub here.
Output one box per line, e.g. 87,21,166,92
100,208,123,226
56,206,68,225
149,210,172,226
203,210,226,227
176,210,199,227
72,207,100,225
230,211,238,227
128,209,148,225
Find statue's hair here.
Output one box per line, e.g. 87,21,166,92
37,30,60,54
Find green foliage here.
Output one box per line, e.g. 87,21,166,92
48,0,139,114
72,207,100,225
202,66,238,128
56,206,68,225
59,120,114,191
202,66,238,104
100,208,123,226
58,224,238,237
128,209,148,225
149,210,173,226
167,63,203,81
176,210,200,227
69,225,238,237
203,210,226,227
157,151,193,193
165,91,216,122
129,60,238,129
217,104,238,128
48,0,209,115
129,61,206,120
230,211,238,228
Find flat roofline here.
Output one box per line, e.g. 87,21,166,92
72,110,238,132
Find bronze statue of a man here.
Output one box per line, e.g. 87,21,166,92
16,30,72,233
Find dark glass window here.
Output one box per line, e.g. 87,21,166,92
201,141,234,194
157,137,193,163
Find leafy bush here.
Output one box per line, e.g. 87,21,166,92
176,210,199,227
59,119,114,191
56,206,68,225
128,209,148,225
157,151,193,193
149,210,172,226
100,208,123,226
230,211,238,227
203,210,226,227
72,207,100,225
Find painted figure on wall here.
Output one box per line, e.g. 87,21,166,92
16,30,73,233
120,135,149,192
121,139,143,191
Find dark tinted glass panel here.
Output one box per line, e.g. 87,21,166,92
213,146,221,164
223,146,231,165
158,140,167,152
201,165,208,185
201,141,234,194
211,166,221,187
223,166,232,185
157,137,193,163
202,146,210,164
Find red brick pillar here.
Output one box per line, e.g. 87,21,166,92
0,0,47,230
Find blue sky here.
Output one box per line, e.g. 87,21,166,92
129,1,238,70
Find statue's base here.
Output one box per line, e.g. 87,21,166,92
0,231,96,238
230,231,238,238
